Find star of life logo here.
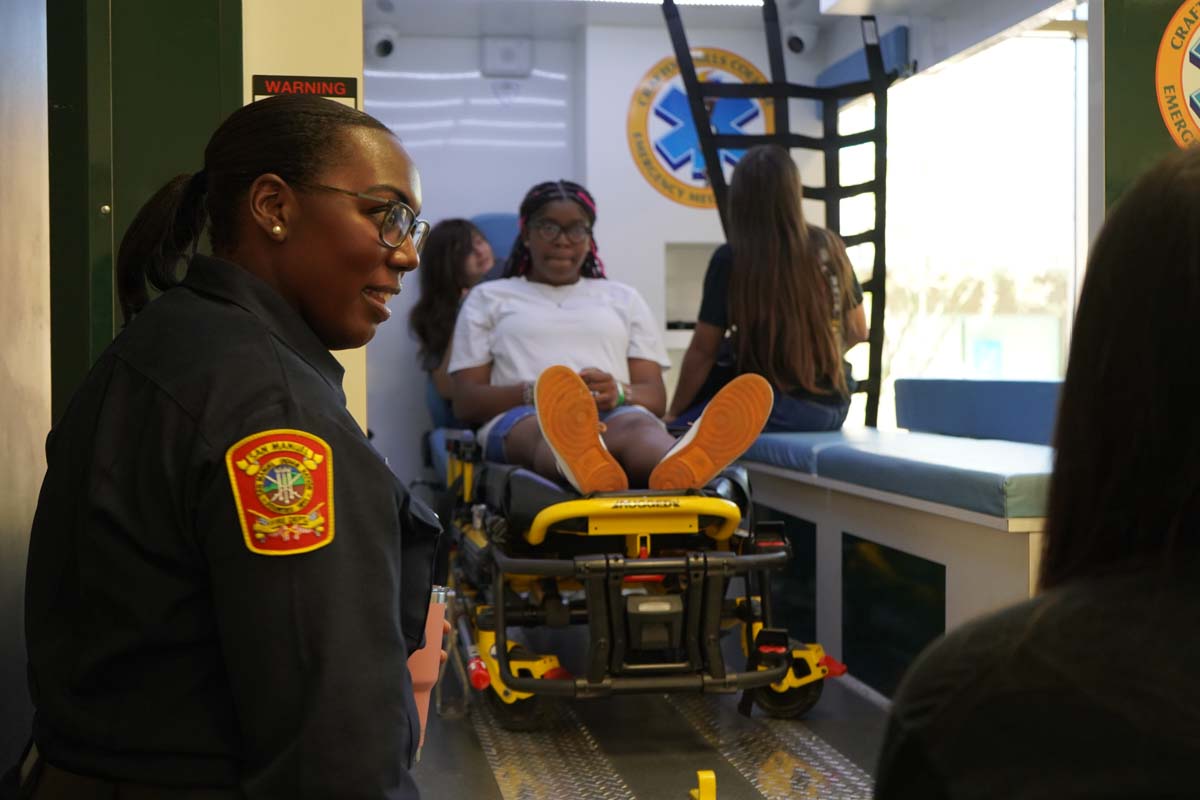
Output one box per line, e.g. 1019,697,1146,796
627,48,774,208
1156,1,1200,147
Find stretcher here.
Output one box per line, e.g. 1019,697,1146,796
437,429,838,730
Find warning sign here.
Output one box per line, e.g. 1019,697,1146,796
252,74,358,108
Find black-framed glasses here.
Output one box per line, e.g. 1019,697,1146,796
295,182,430,252
530,219,592,245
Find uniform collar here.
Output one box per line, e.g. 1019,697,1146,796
182,255,347,394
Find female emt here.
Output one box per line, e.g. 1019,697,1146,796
666,145,868,431
13,95,440,799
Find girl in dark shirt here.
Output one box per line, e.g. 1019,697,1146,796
874,146,1200,799
667,145,868,431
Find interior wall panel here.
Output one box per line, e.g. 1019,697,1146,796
0,0,51,765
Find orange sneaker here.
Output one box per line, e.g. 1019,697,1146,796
534,365,629,494
648,373,773,491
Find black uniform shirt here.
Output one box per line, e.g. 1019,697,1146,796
25,255,438,798
874,555,1200,799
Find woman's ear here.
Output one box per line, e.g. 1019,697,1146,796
247,173,294,240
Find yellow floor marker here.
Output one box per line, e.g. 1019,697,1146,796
689,770,717,800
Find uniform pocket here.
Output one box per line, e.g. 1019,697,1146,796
399,491,443,652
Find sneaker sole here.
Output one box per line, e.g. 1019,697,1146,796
535,366,628,494
648,373,773,491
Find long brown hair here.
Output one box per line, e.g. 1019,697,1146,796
409,219,484,371
1040,147,1200,590
727,145,857,396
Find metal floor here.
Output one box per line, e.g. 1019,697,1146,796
412,633,887,800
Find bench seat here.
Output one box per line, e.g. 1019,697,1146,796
744,429,1052,519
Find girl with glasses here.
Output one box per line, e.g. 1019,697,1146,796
448,180,773,495
666,145,869,433
19,95,437,799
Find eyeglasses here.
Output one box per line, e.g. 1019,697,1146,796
295,182,430,253
530,219,592,245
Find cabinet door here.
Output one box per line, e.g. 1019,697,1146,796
48,0,241,420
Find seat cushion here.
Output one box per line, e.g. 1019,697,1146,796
741,429,1053,518
741,429,877,474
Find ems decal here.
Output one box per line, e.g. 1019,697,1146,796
1156,1,1200,146
626,47,773,209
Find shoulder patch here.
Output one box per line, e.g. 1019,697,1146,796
225,429,334,556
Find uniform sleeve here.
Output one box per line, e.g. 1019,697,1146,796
446,285,494,374
625,286,672,369
194,404,437,799
697,245,732,329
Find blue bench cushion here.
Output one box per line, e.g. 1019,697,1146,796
894,379,1061,446
742,429,1052,518
742,429,880,474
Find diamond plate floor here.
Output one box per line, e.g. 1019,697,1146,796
412,649,886,800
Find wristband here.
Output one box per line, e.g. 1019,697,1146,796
522,382,534,406
616,382,627,406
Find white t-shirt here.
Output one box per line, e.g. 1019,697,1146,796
448,276,671,386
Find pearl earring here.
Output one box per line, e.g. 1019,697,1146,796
271,224,284,238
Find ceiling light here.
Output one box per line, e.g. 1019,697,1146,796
563,0,763,5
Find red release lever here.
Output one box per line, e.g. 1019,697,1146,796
818,655,848,677
758,644,788,654
467,657,491,690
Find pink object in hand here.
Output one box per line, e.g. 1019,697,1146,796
407,586,448,756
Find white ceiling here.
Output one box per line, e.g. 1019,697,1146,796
366,0,827,39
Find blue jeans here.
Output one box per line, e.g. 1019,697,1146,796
675,389,848,433
762,392,849,433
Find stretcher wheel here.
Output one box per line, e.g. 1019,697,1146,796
485,688,548,731
752,677,824,719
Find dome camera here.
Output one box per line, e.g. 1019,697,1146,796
785,25,818,56
366,26,399,60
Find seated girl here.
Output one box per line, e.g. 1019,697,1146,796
666,145,869,432
409,218,494,427
448,180,771,494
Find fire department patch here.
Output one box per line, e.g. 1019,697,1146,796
225,429,334,556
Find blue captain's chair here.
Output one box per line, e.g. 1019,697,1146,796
471,212,519,281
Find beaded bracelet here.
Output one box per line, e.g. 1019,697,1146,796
522,382,534,406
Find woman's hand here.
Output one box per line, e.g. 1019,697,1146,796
440,619,451,665
579,367,620,412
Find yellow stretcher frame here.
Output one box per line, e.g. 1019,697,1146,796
525,495,741,545
746,620,828,691
475,620,563,704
